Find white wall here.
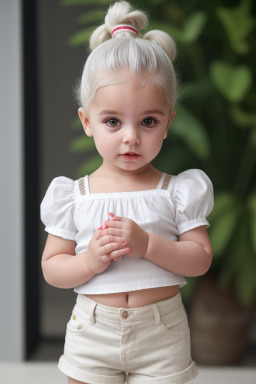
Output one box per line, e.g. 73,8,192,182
0,0,24,361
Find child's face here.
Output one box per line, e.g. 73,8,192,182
79,70,175,173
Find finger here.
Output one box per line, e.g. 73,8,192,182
102,247,130,262
107,212,116,220
101,242,128,256
98,212,116,229
102,255,121,262
108,247,130,259
102,215,126,229
99,234,127,246
108,213,124,221
98,213,117,231
95,229,103,240
102,220,124,229
100,227,124,238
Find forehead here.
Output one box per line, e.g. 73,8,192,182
93,70,153,90
91,70,169,109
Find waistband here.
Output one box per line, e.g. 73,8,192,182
76,292,182,325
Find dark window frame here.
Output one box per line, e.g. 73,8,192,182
23,0,40,360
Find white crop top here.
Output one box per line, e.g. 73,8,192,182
40,169,214,294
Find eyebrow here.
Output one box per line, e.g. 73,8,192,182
99,110,119,115
143,110,165,115
99,109,165,116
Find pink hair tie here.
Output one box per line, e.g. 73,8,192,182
111,25,138,38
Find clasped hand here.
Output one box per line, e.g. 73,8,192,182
86,213,149,275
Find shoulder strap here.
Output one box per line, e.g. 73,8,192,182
79,177,86,195
161,174,172,190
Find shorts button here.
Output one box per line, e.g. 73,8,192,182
122,310,129,319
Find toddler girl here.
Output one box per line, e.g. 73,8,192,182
41,2,214,384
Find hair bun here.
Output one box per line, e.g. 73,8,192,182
143,30,176,62
90,1,148,51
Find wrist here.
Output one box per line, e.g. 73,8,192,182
82,250,97,277
144,232,153,260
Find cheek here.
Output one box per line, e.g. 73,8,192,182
93,134,113,155
146,132,165,155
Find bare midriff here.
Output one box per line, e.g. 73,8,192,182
85,285,179,308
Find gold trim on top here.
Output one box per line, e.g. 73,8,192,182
161,174,172,190
79,177,86,195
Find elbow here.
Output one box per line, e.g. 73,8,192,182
41,259,52,286
41,259,73,289
186,246,212,277
41,259,58,287
197,248,213,276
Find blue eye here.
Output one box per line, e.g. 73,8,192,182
106,118,121,127
142,118,157,127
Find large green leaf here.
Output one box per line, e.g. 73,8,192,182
218,211,256,306
68,26,95,46
182,12,207,44
170,108,210,159
250,129,256,148
232,215,256,306
217,0,256,55
236,255,256,306
178,79,212,100
210,61,252,102
149,21,183,42
76,155,102,177
149,12,206,44
71,117,83,131
78,10,105,24
70,135,95,152
229,105,256,128
248,192,256,253
209,193,241,257
180,277,196,303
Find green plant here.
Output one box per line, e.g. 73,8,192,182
62,0,256,306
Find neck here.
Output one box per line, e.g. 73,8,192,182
96,161,157,179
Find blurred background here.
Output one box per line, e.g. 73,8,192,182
1,0,256,372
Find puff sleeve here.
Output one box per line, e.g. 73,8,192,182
40,176,77,241
173,169,214,235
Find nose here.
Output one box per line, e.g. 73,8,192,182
122,125,140,145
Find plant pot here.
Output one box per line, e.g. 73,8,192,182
189,275,255,365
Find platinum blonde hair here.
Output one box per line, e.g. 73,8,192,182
78,1,177,113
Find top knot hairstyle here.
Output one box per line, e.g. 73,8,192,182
78,1,177,112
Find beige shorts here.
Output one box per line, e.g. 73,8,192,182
58,292,197,384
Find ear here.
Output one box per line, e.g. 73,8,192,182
78,107,93,137
164,110,176,138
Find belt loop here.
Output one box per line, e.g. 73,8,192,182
89,301,98,325
152,303,161,326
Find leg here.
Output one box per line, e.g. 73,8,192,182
68,377,87,384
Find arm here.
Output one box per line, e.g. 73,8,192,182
41,234,95,289
101,214,212,277
41,231,130,289
145,226,213,277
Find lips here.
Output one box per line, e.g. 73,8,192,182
123,152,139,155
121,152,141,161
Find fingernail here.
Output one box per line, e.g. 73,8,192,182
102,224,106,229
